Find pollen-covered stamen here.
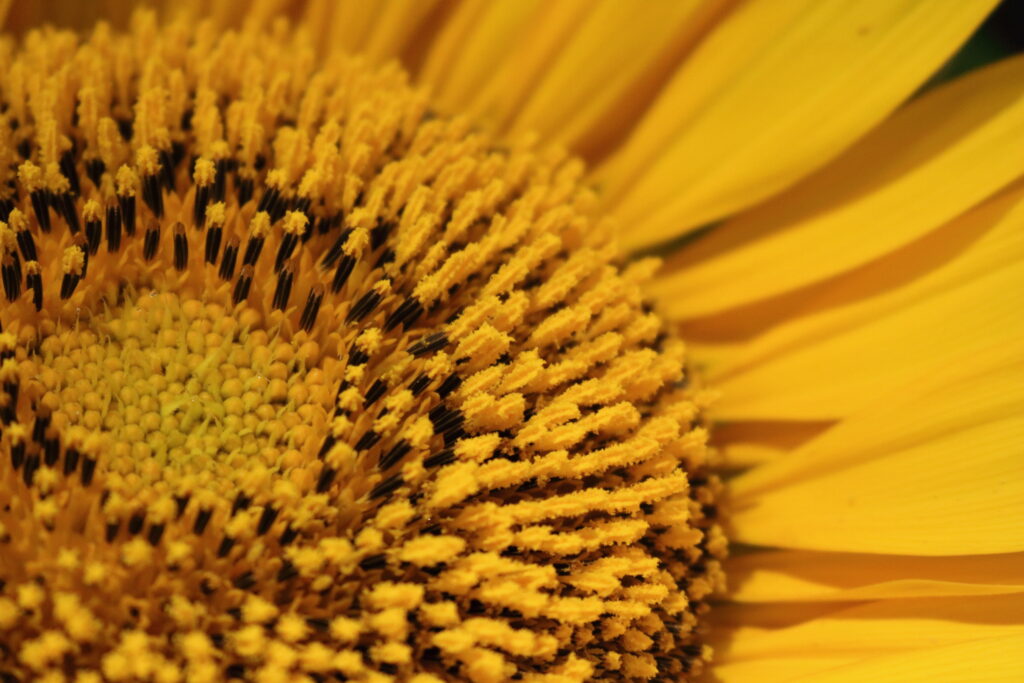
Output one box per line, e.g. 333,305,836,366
58,246,84,300
0,12,723,682
105,204,122,252
203,201,226,264
192,158,215,229
82,199,102,254
142,218,160,261
1,253,19,302
114,165,139,237
172,221,188,270
219,235,240,281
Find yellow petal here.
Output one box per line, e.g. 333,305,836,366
304,0,445,61
360,0,448,63
418,0,565,117
714,420,832,470
420,0,728,157
601,0,998,250
730,338,1024,496
711,601,857,631
718,594,1024,662
804,634,1024,682
713,656,859,683
504,0,728,158
684,177,1024,352
729,411,1024,555
649,53,1024,315
708,202,1024,420
728,550,1024,602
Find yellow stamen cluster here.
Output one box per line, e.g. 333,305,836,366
0,10,724,682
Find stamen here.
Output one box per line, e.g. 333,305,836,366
172,222,188,270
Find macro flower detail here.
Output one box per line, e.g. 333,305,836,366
3,0,1024,681
0,12,724,682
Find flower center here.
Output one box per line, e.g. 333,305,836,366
24,290,330,482
0,10,724,682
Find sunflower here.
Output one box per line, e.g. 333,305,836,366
0,1,1020,681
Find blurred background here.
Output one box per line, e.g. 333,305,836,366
922,0,1024,91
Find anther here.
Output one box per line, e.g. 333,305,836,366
10,440,25,470
379,441,411,470
299,285,324,332
13,215,37,261
243,212,271,266
233,571,256,590
363,379,387,407
321,228,352,270
173,222,188,270
423,449,456,469
138,147,165,218
74,235,90,278
63,447,80,475
81,457,97,486
56,192,79,233
354,430,381,451
43,436,59,467
193,509,213,535
408,374,430,397
106,205,122,252
217,536,235,558
346,289,382,323
85,158,105,188
359,554,386,571
158,148,176,191
236,174,254,207
279,526,298,546
205,223,222,264
147,524,165,546
59,148,81,197
1,254,19,302
219,237,239,281
26,267,42,311
275,211,307,272
233,264,253,304
256,506,279,535
383,297,424,332
232,493,252,515
143,220,160,261
428,405,463,434
213,158,228,202
60,246,85,299
277,561,298,582
192,158,215,228
116,165,138,236
19,161,52,233
369,474,404,500
331,254,356,293
436,373,462,399
316,467,337,493
408,332,448,358
83,201,102,254
272,260,294,311
30,190,51,233
370,220,393,250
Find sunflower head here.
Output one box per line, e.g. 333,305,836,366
0,10,724,681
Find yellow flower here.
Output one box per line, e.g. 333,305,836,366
0,1,1021,681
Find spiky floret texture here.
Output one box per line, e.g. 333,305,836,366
0,11,725,682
